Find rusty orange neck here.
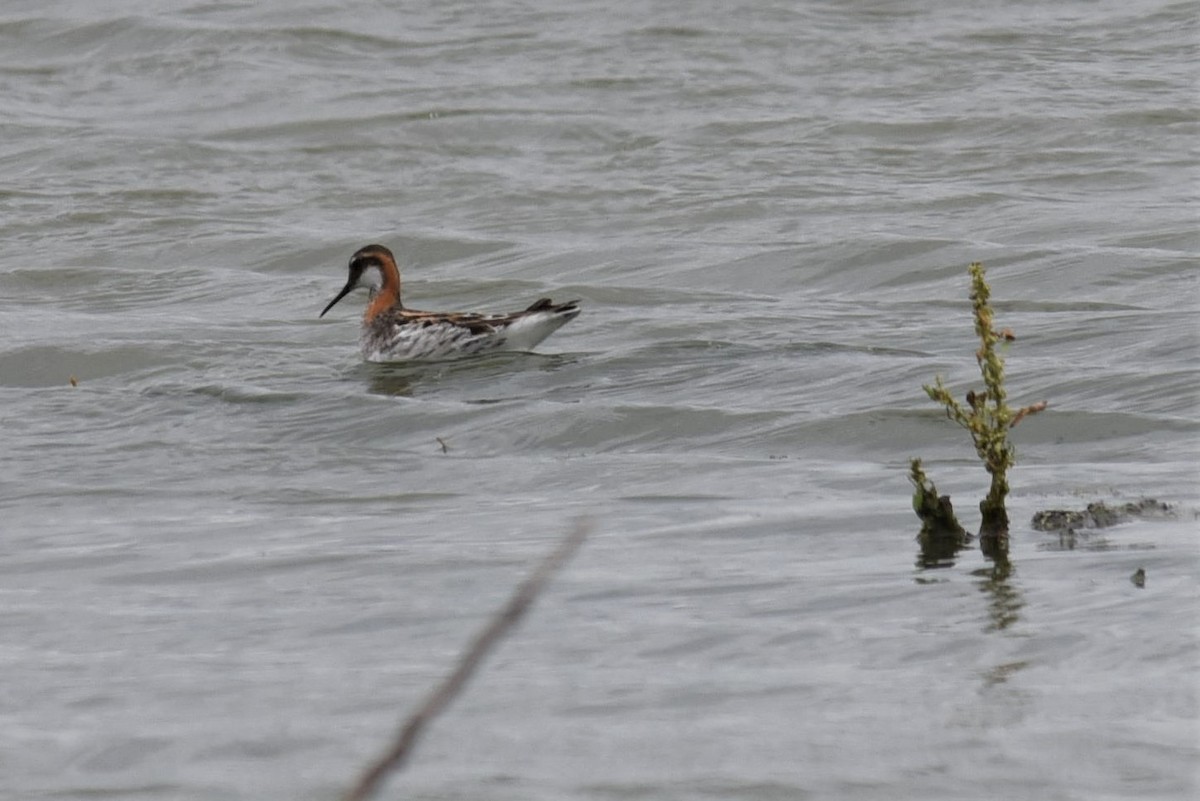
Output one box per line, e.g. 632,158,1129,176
363,258,402,322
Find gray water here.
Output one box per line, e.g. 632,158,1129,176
2,1,1198,799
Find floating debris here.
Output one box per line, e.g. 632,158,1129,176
69,376,78,387
1031,499,1175,533
1131,568,1146,588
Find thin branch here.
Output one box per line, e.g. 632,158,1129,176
1009,400,1048,428
341,520,590,801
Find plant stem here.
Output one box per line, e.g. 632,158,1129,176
919,263,1046,550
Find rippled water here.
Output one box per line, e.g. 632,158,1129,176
2,1,1197,799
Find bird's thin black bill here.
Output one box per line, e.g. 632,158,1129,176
320,281,355,318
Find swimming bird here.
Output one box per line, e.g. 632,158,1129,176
320,244,581,362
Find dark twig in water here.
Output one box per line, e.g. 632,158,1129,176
435,436,448,454
340,520,590,801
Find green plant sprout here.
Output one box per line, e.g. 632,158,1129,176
916,263,1047,556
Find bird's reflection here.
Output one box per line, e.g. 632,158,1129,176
353,352,581,398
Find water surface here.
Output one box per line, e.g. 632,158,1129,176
1,1,1197,799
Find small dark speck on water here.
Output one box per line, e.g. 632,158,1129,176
1131,568,1146,588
